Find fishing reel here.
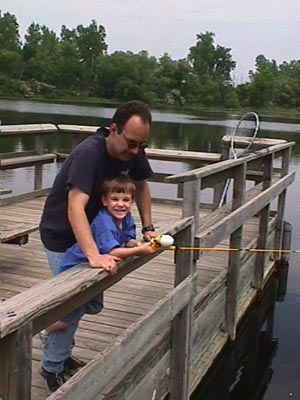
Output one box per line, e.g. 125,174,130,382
150,234,175,250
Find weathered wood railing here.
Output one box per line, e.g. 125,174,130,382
0,124,57,190
165,138,294,393
0,123,221,200
0,123,221,244
0,126,295,400
0,218,194,400
166,139,294,337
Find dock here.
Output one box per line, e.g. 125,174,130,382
0,124,295,400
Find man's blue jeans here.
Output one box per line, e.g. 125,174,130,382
44,247,65,276
42,247,103,373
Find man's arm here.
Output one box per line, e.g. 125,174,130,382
134,180,156,241
68,187,119,273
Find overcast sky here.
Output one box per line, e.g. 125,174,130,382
2,0,300,83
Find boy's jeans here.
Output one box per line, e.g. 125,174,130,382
42,247,103,373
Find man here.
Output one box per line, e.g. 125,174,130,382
39,100,156,391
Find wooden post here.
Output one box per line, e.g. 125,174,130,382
281,220,292,265
181,179,201,232
253,154,273,289
34,134,43,190
213,139,230,208
71,133,83,149
225,163,246,340
0,323,32,400
274,148,290,262
276,221,292,301
169,179,199,400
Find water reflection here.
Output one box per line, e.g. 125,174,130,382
192,275,280,400
1,99,300,130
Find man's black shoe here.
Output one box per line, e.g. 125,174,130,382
40,367,65,393
64,356,86,376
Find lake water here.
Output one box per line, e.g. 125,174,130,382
1,99,300,399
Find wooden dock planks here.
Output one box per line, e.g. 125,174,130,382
0,195,267,400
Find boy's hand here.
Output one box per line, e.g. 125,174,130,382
126,239,141,248
89,254,120,275
138,242,157,256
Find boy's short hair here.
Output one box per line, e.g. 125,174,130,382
102,175,136,199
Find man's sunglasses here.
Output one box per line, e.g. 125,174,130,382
120,131,148,150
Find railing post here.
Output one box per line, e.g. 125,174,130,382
213,139,230,208
169,179,200,400
225,163,246,340
34,134,43,190
0,323,32,400
274,148,290,262
181,179,201,232
253,154,273,289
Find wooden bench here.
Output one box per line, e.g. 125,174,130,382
0,218,39,245
0,188,12,195
0,154,56,170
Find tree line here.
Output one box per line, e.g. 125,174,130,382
1,11,300,110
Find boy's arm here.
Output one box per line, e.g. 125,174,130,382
109,242,156,259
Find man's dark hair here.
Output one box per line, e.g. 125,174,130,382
111,100,152,133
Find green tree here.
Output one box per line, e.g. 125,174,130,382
75,20,107,68
23,25,60,84
0,49,22,78
277,60,300,107
188,31,236,81
94,50,157,102
0,12,21,52
187,32,236,106
247,55,279,107
23,23,42,61
55,41,82,90
60,21,107,92
76,20,107,91
152,53,183,104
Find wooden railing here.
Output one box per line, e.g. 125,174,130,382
166,139,294,341
0,124,57,191
0,123,220,246
0,217,194,400
0,123,221,200
0,126,295,400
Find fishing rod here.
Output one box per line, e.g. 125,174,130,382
150,235,297,254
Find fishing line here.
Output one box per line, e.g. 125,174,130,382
151,235,296,254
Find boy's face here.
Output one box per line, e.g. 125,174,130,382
102,191,134,222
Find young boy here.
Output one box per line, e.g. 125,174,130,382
41,175,156,393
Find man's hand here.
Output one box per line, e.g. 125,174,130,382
89,254,120,275
143,230,157,242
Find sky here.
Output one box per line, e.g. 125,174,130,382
1,0,300,83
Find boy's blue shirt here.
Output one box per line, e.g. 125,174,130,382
60,209,136,272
